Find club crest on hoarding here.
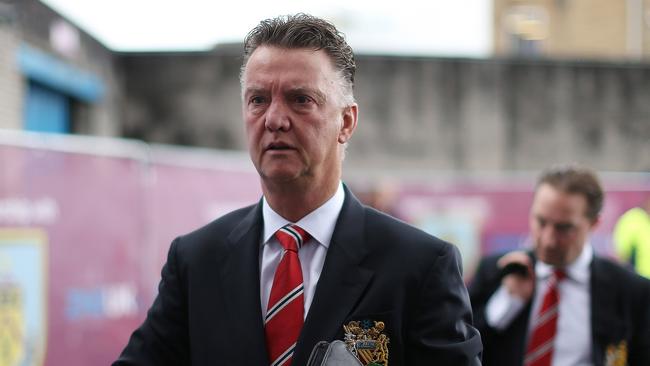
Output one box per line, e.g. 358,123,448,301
0,230,48,366
343,319,389,366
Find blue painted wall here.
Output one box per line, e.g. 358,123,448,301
17,44,105,133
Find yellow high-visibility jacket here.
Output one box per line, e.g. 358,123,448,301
614,207,650,278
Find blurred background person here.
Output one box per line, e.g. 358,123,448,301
469,165,650,366
613,196,650,279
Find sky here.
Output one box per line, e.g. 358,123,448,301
39,0,492,57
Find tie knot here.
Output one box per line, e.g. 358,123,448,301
275,224,310,252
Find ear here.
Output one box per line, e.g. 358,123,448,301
589,215,601,231
338,104,358,144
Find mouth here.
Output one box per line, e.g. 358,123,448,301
265,142,295,152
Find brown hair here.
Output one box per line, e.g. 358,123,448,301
537,164,604,221
241,13,355,99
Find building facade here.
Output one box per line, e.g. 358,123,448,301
493,0,650,59
0,0,122,136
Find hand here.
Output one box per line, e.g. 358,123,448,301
497,251,535,302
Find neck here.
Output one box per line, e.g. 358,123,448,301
262,177,340,222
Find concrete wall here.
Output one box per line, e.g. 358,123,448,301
119,46,243,148
352,56,650,173
120,51,650,173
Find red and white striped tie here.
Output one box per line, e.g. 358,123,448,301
524,269,566,366
265,224,310,366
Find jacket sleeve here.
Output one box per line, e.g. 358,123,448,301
405,243,483,365
113,238,191,366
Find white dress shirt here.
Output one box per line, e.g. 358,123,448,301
260,182,344,319
486,244,594,366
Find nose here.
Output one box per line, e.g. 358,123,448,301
264,99,290,132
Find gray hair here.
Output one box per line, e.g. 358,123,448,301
240,13,356,105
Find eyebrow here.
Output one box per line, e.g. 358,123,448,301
243,86,328,104
535,215,576,229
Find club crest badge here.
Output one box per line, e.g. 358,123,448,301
604,340,627,366
343,319,389,366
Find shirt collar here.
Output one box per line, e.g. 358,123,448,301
262,181,345,248
535,243,593,284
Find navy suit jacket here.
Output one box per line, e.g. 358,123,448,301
469,252,650,366
114,187,482,365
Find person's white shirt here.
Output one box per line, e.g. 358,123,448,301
260,181,344,319
486,244,593,366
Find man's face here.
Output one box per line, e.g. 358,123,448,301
529,183,598,267
241,46,356,186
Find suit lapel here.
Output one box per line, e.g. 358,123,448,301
292,188,374,366
219,201,269,365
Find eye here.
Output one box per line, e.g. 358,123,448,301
294,95,313,104
249,95,267,105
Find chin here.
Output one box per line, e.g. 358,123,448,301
260,168,302,183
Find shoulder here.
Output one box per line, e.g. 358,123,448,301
476,251,508,267
186,203,257,239
362,206,456,259
593,255,650,288
172,203,259,257
364,207,442,246
469,250,532,289
473,250,524,275
593,256,650,307
361,206,471,295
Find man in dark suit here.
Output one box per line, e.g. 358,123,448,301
114,14,482,366
470,165,650,366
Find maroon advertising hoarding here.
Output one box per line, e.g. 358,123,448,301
0,134,261,366
1,132,648,365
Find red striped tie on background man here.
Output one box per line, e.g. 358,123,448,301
524,269,566,366
265,224,310,366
